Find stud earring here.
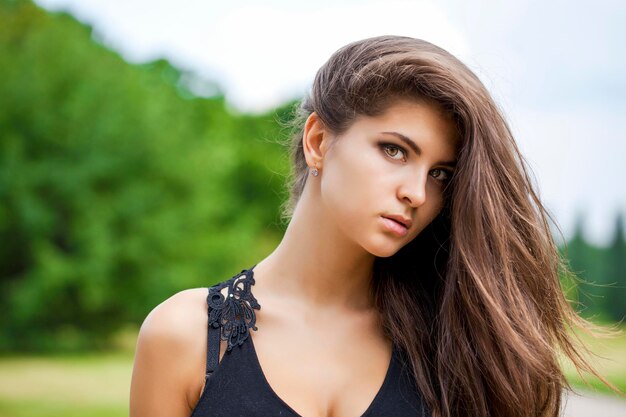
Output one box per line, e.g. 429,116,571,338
311,167,319,177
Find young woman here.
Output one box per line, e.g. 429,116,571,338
130,35,606,417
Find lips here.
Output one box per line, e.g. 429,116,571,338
381,216,409,237
382,214,412,230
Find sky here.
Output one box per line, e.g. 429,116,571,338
34,0,626,245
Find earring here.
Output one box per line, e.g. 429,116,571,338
311,167,319,177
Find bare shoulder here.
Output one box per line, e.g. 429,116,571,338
130,287,210,417
139,288,209,347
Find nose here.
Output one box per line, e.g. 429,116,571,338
398,171,427,208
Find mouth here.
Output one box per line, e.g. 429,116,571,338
381,214,412,230
381,216,409,237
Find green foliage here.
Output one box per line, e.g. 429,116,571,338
560,214,626,322
604,214,626,321
0,1,292,352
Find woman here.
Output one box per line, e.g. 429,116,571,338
130,35,607,417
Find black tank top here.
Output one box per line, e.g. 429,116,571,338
190,265,430,417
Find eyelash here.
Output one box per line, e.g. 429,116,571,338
377,141,453,183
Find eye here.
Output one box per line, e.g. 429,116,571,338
429,168,453,183
378,142,407,161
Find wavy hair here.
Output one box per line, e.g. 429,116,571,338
279,35,614,417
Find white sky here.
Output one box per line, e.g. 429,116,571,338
35,0,626,245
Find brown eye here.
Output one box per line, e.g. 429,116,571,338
379,142,406,160
430,168,451,182
386,147,399,157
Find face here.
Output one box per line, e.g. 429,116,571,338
309,98,459,258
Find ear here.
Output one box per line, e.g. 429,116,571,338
302,112,332,170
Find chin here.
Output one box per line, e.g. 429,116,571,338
363,240,404,258
371,250,397,258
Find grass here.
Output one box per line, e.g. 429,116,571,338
561,322,626,396
0,325,624,417
0,351,133,417
0,326,137,417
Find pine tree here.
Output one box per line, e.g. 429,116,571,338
563,213,610,318
561,215,584,306
604,213,626,321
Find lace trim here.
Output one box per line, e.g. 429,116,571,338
207,265,261,352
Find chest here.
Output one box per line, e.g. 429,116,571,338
248,315,394,417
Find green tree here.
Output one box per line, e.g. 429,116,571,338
562,214,610,319
0,0,291,352
604,213,626,321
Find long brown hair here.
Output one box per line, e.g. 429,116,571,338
280,35,612,417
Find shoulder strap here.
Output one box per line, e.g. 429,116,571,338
205,286,222,378
204,264,261,380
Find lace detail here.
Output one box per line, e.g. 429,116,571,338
207,265,261,352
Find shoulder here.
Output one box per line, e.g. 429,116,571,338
139,288,209,345
130,287,211,416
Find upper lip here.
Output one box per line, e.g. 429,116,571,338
382,214,413,229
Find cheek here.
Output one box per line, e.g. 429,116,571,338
320,155,389,236
321,148,384,205
321,167,377,222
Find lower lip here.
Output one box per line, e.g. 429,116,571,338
381,216,408,237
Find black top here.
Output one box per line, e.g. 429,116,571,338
190,265,429,417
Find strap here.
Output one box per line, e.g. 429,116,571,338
205,286,221,379
204,265,261,380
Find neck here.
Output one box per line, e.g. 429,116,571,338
253,186,376,313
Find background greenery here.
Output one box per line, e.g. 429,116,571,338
0,0,624,414
1,0,296,353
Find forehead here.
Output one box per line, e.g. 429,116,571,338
342,98,460,151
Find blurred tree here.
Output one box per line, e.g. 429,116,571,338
562,215,588,307
561,214,610,319
604,213,626,321
0,0,291,352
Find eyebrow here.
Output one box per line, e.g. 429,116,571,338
380,131,457,167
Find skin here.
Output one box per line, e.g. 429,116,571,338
129,98,459,417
